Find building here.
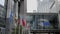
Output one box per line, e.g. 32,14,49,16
0,4,6,34
0,4,6,27
26,0,60,34
3,0,60,34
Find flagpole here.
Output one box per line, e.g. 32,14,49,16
19,20,20,34
15,25,16,34
15,21,17,34
21,16,22,34
17,18,20,34
15,24,16,34
19,16,22,34
14,11,18,34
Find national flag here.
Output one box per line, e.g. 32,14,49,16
22,19,26,27
9,11,14,34
9,11,13,23
14,14,18,23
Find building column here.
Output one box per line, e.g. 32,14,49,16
15,1,18,20
5,0,13,34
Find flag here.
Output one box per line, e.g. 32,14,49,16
9,11,13,23
9,11,14,34
22,19,26,27
20,15,26,27
14,14,18,23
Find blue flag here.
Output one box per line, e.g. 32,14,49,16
9,11,13,23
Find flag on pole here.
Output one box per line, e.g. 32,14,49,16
22,19,26,27
9,11,14,34
14,14,18,23
9,11,13,23
21,16,26,34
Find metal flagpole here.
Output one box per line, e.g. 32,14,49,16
19,15,22,34
14,2,16,34
15,24,16,34
14,17,17,34
19,18,20,34
21,16,23,34
18,15,20,34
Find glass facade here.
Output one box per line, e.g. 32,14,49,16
0,0,5,18
0,5,5,18
0,0,6,28
26,13,58,30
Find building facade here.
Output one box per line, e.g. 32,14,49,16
0,0,6,34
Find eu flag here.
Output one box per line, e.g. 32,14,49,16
9,11,13,23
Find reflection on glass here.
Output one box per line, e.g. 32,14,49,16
26,14,58,30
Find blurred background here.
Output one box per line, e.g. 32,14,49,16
0,0,60,34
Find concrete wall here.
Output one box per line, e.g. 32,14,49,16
20,1,24,15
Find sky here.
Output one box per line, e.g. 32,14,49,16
0,0,5,6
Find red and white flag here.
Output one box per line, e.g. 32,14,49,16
22,18,26,27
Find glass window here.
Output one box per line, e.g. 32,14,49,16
26,14,58,30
